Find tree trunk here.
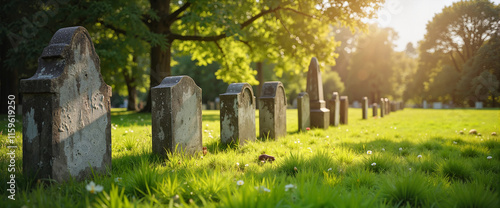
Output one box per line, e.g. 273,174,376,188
256,62,263,108
125,79,138,111
143,0,171,112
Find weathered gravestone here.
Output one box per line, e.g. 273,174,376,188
259,81,287,139
152,76,202,157
340,96,349,124
362,97,368,119
391,102,397,112
297,92,310,131
385,98,390,115
380,98,385,118
306,57,330,129
327,92,340,126
20,26,112,182
372,103,378,117
220,83,256,145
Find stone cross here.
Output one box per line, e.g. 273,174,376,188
372,103,378,117
220,83,256,145
152,76,202,156
340,96,349,124
297,92,310,132
259,81,287,139
20,26,112,182
380,98,385,117
306,57,330,129
362,97,368,119
328,92,340,126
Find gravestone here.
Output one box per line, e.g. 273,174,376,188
475,102,483,109
220,83,256,145
208,101,215,110
215,97,220,110
152,76,202,156
391,102,397,112
297,92,310,131
385,98,390,115
353,101,360,108
380,98,385,118
259,81,287,139
340,96,349,124
362,97,368,119
327,92,340,126
306,57,330,129
372,103,378,117
433,102,442,109
20,26,112,182
423,100,427,109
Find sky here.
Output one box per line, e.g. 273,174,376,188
375,0,500,51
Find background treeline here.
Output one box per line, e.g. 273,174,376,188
1,0,499,114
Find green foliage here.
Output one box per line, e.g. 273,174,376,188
413,0,500,105
322,70,345,100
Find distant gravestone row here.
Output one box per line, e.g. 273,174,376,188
20,27,404,183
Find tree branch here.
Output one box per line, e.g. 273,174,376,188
170,6,281,41
282,7,318,19
166,2,191,25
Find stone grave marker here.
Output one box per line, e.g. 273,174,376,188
372,103,378,117
340,96,349,124
259,81,287,139
385,98,390,115
327,92,340,126
362,97,368,119
297,92,310,131
306,57,330,129
20,26,112,182
220,83,256,145
380,98,385,118
152,76,202,157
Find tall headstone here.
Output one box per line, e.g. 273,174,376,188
306,57,330,129
372,103,378,117
20,26,112,182
380,98,385,118
340,96,349,124
327,92,340,126
423,100,427,109
297,92,310,131
259,81,287,139
152,76,202,156
220,83,256,145
362,97,368,119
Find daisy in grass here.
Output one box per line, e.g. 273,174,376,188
86,181,103,194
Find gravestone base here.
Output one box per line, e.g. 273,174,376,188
310,109,330,129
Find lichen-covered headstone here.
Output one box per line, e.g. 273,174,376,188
259,81,287,139
152,76,202,156
297,92,310,132
340,96,349,125
220,83,256,145
20,26,112,182
327,92,340,126
306,57,330,129
380,98,385,118
362,97,368,119
372,103,378,117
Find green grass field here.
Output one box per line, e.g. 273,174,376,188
1,108,499,207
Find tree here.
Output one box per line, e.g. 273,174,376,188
421,0,500,72
345,25,397,102
141,0,384,111
457,35,500,106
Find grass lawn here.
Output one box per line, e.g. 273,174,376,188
1,108,499,207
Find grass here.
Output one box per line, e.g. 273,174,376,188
0,108,499,207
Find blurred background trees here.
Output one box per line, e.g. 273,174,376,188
1,0,500,113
